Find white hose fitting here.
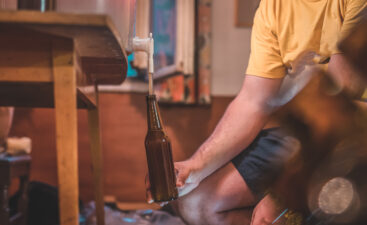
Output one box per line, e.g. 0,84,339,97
132,33,154,74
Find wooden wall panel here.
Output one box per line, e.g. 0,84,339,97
9,93,232,202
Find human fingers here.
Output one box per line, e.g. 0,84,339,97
145,174,154,204
159,201,169,207
177,182,199,197
174,162,190,187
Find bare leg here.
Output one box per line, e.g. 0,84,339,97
251,194,286,225
173,163,258,225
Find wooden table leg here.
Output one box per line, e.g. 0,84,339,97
0,185,9,225
18,175,29,225
52,39,79,225
88,90,105,225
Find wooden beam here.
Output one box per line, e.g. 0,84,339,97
0,34,53,83
0,10,107,27
52,38,79,225
87,91,105,225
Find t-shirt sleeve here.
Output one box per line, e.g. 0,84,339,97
340,0,367,38
246,0,286,78
335,0,367,53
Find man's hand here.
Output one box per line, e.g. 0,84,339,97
328,53,365,98
175,160,201,197
251,194,286,225
145,174,154,204
145,159,202,204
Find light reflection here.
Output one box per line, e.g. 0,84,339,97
122,217,136,223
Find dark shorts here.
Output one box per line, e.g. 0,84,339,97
232,127,298,198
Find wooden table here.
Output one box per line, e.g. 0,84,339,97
0,10,128,225
0,155,31,225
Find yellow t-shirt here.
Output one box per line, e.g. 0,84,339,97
246,0,367,78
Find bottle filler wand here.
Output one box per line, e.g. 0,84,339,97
132,33,154,95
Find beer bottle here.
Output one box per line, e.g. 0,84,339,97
145,94,178,202
18,0,55,11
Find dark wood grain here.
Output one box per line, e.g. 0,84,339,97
31,24,127,85
0,23,127,85
0,23,125,108
0,155,31,225
0,82,96,109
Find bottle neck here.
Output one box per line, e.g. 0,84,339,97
146,95,163,130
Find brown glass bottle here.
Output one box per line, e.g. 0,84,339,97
145,95,178,202
18,0,55,11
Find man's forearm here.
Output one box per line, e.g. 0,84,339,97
187,75,283,183
328,53,365,98
189,97,270,182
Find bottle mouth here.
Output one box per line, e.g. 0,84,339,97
146,94,157,100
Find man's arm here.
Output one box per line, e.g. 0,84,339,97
175,75,283,196
328,53,365,98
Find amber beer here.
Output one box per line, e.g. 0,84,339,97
145,95,178,202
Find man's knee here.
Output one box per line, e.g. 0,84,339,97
173,163,258,225
174,191,205,224
250,195,285,225
173,188,221,225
